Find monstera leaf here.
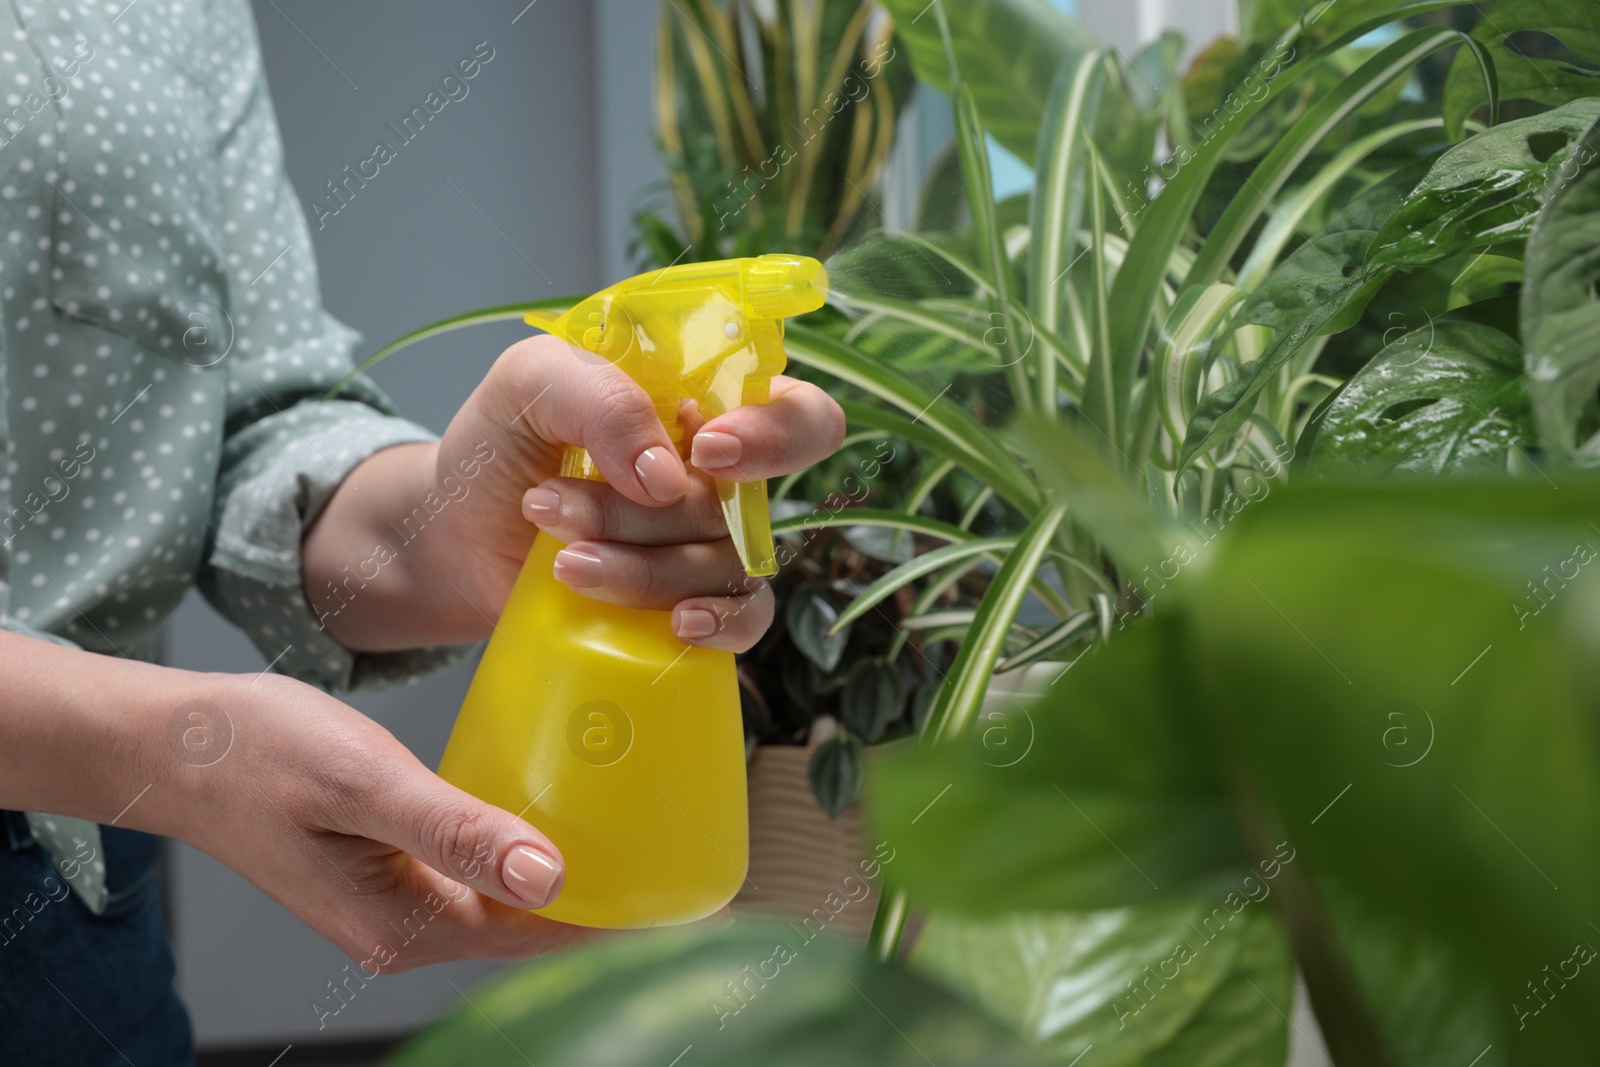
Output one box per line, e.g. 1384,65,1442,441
1442,0,1600,139
1306,319,1533,474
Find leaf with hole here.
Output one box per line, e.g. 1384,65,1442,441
1307,319,1532,475
1369,99,1600,269
1442,0,1600,139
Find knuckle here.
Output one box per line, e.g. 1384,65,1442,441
587,369,651,435
422,803,496,882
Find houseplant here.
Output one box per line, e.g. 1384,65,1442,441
370,0,1600,1060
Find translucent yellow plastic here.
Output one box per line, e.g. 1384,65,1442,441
437,255,828,928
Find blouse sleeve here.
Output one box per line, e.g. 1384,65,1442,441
194,0,478,691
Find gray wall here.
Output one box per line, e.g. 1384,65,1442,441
162,0,635,1047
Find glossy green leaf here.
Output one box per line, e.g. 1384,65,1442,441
877,0,1098,165
387,924,1036,1067
1370,99,1600,268
1523,115,1600,457
912,905,1291,1067
1442,0,1600,139
1308,319,1532,474
1236,117,1446,291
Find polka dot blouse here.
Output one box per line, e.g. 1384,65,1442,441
1,0,475,912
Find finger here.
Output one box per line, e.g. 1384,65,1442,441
551,537,762,612
523,475,728,547
670,581,775,652
372,861,607,970
499,334,691,506
689,375,846,481
348,755,569,913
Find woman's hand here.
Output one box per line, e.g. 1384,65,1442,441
0,630,590,969
304,333,845,652
159,670,587,969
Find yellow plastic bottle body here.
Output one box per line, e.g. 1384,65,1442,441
437,532,749,929
438,256,826,929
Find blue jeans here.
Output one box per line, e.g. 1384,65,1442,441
0,810,193,1065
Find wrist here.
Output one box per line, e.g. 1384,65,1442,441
304,440,495,649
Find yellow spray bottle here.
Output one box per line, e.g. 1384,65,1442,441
436,254,828,929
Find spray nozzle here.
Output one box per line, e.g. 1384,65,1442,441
524,254,828,578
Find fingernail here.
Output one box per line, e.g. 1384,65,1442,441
635,445,689,503
503,845,563,908
553,545,603,587
676,608,718,640
524,485,560,523
691,431,742,470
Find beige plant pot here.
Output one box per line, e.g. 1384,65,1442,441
730,744,879,938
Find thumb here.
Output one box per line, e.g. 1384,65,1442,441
507,336,691,506
360,765,567,912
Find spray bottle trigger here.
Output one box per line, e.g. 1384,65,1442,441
718,476,778,578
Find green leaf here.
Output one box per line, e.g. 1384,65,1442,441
871,623,1248,914
839,523,917,564
809,733,868,818
1308,319,1533,474
787,591,852,672
832,537,1016,633
1188,478,1600,1061
1370,99,1600,269
1186,27,1470,289
922,501,1070,747
911,905,1291,1067
1013,416,1175,575
1029,49,1108,354
1319,890,1503,1067
841,658,908,743
877,0,1099,165
784,325,1043,514
1178,165,1427,469
1442,0,1600,138
953,76,1033,414
773,506,974,545
1523,115,1600,457
323,298,574,400
1152,283,1248,446
1236,117,1447,291
387,923,1035,1067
